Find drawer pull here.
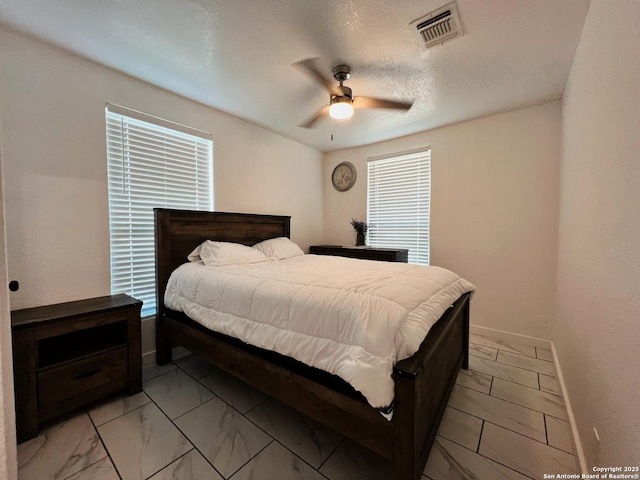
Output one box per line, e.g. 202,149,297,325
73,368,101,380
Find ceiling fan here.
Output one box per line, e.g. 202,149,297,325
295,58,414,128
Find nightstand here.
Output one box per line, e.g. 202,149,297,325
11,293,142,442
309,245,409,263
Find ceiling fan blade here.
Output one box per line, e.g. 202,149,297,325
300,105,330,128
294,58,339,95
353,96,413,111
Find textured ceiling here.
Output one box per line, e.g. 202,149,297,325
0,0,590,152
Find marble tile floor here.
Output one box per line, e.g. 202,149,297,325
17,333,580,480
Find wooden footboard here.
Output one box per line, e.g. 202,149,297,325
154,209,471,480
393,292,470,480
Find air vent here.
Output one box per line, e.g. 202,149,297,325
410,2,463,49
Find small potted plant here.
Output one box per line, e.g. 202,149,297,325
350,218,369,246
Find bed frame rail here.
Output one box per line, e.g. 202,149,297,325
163,310,394,458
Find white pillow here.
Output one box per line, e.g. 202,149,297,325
188,240,267,266
253,237,304,260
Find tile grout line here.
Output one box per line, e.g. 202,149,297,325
141,363,178,383
120,389,197,478
223,394,336,476
148,359,336,479
151,363,304,479
316,436,343,472
469,356,547,384
177,356,269,417
173,360,210,382
470,337,538,358
453,383,572,444
494,350,558,377
544,414,549,446
143,448,197,480
434,433,537,480
475,365,557,390
489,373,565,399
478,353,570,423
143,382,226,480
482,419,579,458
187,356,338,478
269,436,333,480
154,360,331,480
542,414,576,456
475,421,568,480
225,439,276,480
168,395,219,422
84,407,124,480
447,403,486,423
454,384,548,433
243,396,268,416
485,381,570,421
535,346,554,362
476,420,485,453
92,368,223,479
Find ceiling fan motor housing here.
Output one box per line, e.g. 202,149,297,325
332,65,353,104
332,85,352,102
332,64,351,82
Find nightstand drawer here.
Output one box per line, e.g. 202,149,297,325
38,347,128,408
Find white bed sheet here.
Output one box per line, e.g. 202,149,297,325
164,254,475,410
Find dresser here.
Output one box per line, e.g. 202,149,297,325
11,293,142,442
309,245,409,263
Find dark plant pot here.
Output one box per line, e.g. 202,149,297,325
356,233,366,246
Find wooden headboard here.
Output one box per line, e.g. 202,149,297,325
154,208,291,319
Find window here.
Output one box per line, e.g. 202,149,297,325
106,104,213,317
367,148,431,265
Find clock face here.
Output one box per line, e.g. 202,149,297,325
332,162,357,191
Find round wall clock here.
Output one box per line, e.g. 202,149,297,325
331,162,357,192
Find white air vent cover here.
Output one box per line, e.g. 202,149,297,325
410,2,463,49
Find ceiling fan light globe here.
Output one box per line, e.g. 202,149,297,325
329,101,354,120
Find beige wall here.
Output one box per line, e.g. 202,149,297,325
323,102,561,338
555,0,640,468
0,27,324,356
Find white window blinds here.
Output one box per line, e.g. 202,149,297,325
106,104,213,317
367,148,431,265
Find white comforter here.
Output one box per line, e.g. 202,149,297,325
165,254,475,410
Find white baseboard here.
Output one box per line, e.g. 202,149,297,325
141,351,156,366
549,342,588,474
470,324,551,349
141,346,191,366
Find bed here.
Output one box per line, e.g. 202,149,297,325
154,208,472,480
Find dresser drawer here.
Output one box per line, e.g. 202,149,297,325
38,347,128,408
309,245,409,262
